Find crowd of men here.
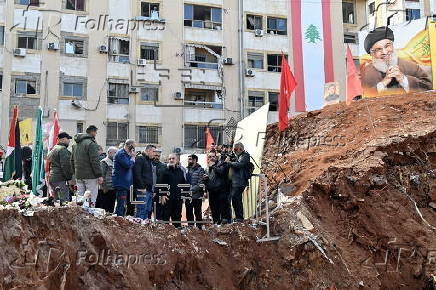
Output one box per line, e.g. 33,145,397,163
47,125,253,227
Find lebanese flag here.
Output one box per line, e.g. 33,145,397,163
278,54,297,132
291,0,334,111
206,128,215,150
346,45,362,105
3,106,22,181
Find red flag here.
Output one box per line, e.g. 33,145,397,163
278,54,297,132
206,128,215,151
346,44,362,105
48,111,60,151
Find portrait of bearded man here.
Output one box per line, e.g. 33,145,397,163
361,26,432,97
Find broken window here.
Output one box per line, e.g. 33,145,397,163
65,39,84,55
106,122,128,146
267,17,287,35
15,79,36,95
17,33,38,49
140,86,158,101
247,14,263,30
66,0,85,11
109,38,130,63
247,91,265,114
267,54,286,72
185,45,222,69
140,43,159,60
184,4,222,30
16,0,39,6
247,53,264,69
137,126,160,144
342,0,355,24
141,2,160,19
184,88,223,109
108,83,129,104
184,125,223,149
268,92,279,112
63,82,83,98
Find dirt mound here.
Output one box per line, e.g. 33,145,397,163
1,93,435,289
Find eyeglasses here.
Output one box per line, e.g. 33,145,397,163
371,42,393,54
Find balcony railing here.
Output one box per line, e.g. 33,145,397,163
184,100,223,109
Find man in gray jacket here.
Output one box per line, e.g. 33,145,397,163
186,154,205,229
96,147,117,213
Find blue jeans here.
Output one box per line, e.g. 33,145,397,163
135,190,153,219
115,189,128,216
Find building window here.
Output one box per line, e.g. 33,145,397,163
185,45,222,69
137,126,160,144
141,2,160,19
109,38,130,63
268,92,279,112
406,9,421,21
247,52,264,69
65,39,84,55
247,91,264,114
140,43,159,60
344,33,357,44
0,74,3,91
0,26,4,46
77,122,83,134
63,82,83,99
343,0,355,24
66,0,85,11
267,17,287,35
184,125,223,149
184,4,222,30
15,79,36,95
140,87,158,102
247,14,263,30
17,33,38,49
184,88,223,109
108,83,129,104
368,2,375,16
16,0,39,6
106,122,128,146
267,54,286,72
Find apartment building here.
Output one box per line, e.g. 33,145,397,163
0,0,345,155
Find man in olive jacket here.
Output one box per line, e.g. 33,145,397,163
71,125,103,207
48,132,73,203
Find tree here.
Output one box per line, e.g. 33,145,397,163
305,24,322,44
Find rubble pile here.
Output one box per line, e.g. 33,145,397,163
0,93,435,289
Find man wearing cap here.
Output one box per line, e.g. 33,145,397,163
48,132,74,203
362,26,432,96
71,125,103,207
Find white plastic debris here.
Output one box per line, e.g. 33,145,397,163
85,208,105,217
212,238,228,247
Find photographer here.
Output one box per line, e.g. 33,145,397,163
204,151,231,224
225,142,250,222
113,140,136,216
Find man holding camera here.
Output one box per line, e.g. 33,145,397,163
113,139,136,216
225,142,250,222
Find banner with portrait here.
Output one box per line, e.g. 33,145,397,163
358,18,434,98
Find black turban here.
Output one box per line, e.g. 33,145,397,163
364,26,394,54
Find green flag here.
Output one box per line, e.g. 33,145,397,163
31,107,45,196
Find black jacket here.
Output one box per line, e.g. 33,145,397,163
205,160,229,192
133,153,153,191
156,165,187,200
228,151,250,187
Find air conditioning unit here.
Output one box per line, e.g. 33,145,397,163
99,45,108,53
129,87,140,93
245,68,255,77
48,42,60,50
173,147,183,154
254,29,264,37
174,92,183,100
14,48,26,57
223,58,233,65
137,59,147,66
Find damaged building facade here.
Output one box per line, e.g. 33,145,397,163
0,0,345,154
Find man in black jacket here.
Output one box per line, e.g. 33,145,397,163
185,154,205,229
152,149,166,220
156,154,187,228
225,142,250,222
133,144,155,219
205,151,230,224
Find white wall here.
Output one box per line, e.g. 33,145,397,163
184,107,223,123
107,104,129,119
60,57,88,77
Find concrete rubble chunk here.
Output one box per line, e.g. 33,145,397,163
296,211,314,232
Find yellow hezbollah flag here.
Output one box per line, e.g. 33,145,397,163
19,118,33,145
428,20,436,89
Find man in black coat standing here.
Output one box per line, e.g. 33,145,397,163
133,144,155,219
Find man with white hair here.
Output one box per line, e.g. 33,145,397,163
96,147,117,213
361,26,432,96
